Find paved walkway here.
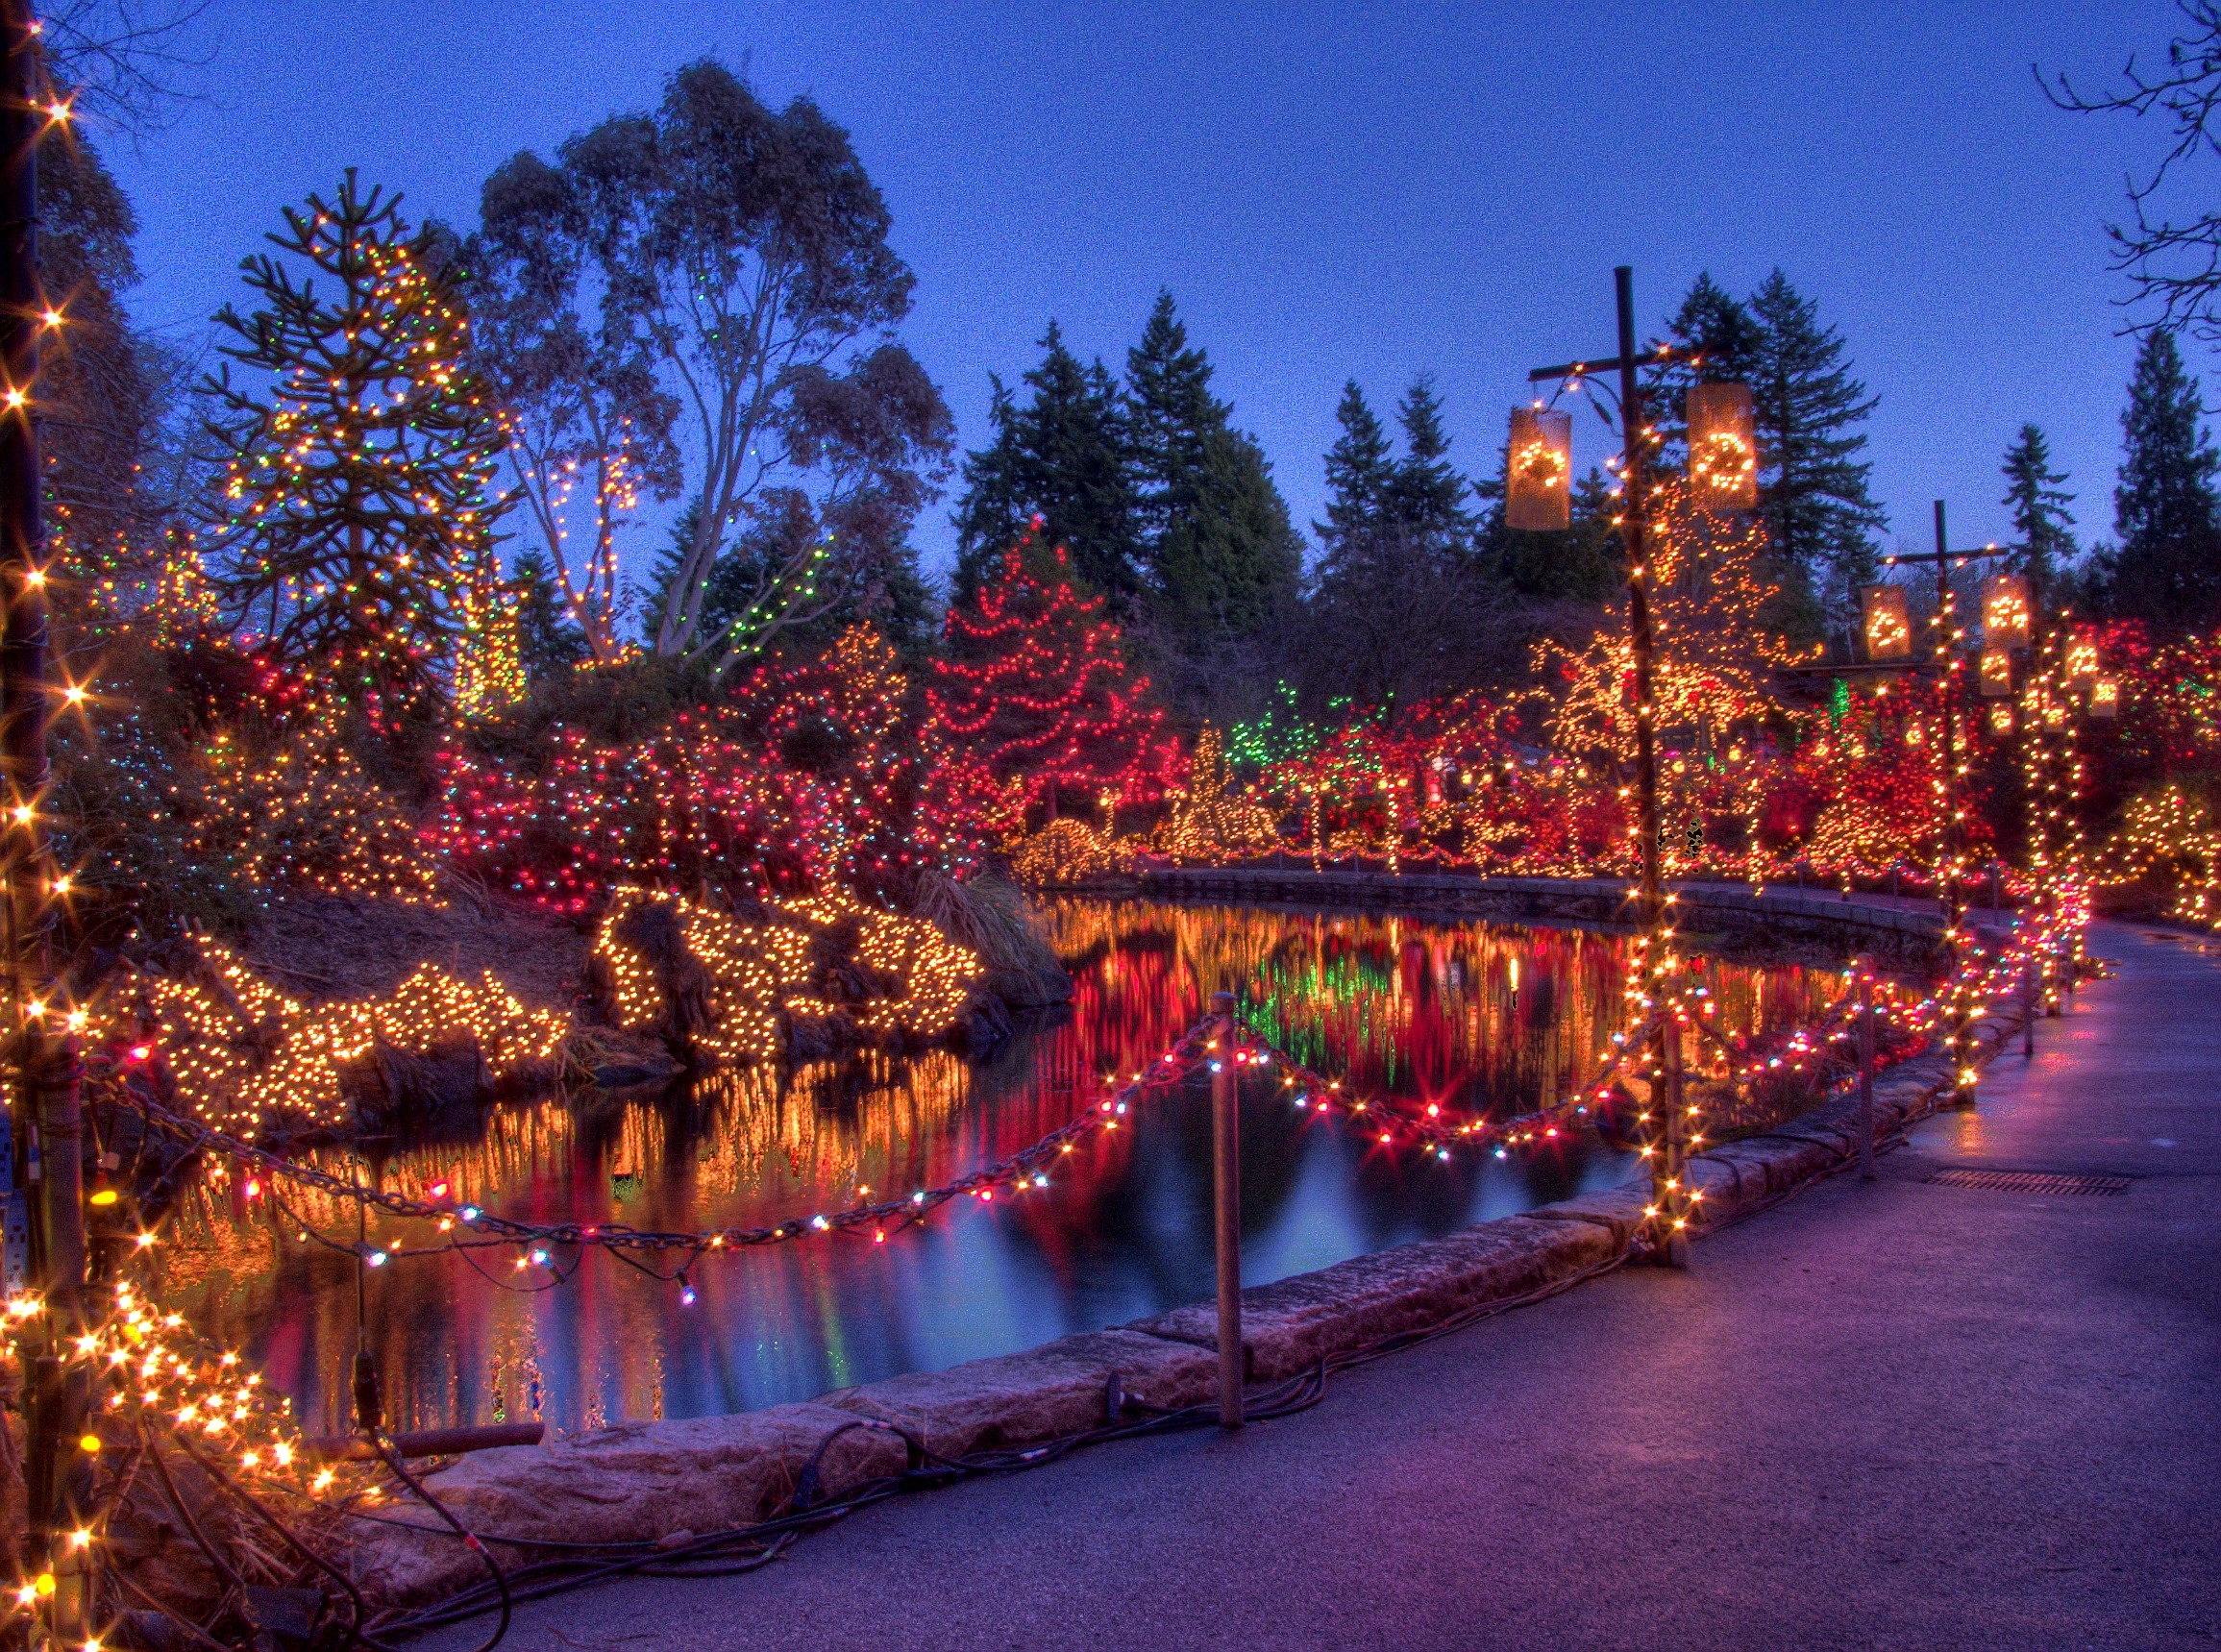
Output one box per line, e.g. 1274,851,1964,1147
432,921,2221,1652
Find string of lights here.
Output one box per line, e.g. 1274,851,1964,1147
104,1015,1225,1270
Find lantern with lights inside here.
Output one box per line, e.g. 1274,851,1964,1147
1979,645,2013,699
2089,678,2119,720
1687,382,1758,511
1505,407,1573,530
1987,703,2015,735
2064,627,2099,681
1860,582,1913,662
1981,573,2033,650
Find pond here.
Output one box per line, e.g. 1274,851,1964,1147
157,900,1843,1436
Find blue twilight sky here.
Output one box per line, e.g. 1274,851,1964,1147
93,0,2192,583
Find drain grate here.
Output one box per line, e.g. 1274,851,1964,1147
1927,1169,2132,1196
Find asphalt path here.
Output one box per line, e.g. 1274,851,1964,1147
426,920,2221,1652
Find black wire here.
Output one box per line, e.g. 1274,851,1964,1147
371,1436,512,1652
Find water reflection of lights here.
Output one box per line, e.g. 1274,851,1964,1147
161,901,1838,1435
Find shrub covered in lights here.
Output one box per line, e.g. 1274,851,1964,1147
108,939,568,1134
587,885,985,1066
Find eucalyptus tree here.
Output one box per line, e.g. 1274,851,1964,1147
518,59,951,673
471,150,679,664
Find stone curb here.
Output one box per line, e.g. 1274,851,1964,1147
349,931,2026,1610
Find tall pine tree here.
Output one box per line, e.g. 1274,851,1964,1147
2112,329,2221,630
1384,377,1473,541
1747,269,1886,613
951,323,1145,613
1317,382,1396,542
1124,292,1299,639
1306,379,1514,708
1999,424,2077,597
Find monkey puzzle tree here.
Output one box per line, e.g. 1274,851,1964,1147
200,171,511,716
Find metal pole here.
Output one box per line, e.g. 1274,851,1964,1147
2023,953,2036,1058
3,3,90,1635
1209,990,1243,1427
1858,959,1876,1181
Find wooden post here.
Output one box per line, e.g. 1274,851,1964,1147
1209,990,1243,1427
1931,503,1974,1109
1857,958,1876,1181
1659,1001,1690,1268
1608,268,1689,1270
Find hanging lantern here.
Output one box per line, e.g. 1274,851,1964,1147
1686,382,1758,511
1981,574,2033,649
2089,678,2119,719
1979,645,2012,698
1987,703,2015,735
1859,583,1913,661
2064,627,2099,680
1505,407,1572,530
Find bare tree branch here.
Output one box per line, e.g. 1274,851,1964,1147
2042,0,2221,342
37,0,214,136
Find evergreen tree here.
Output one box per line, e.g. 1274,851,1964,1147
39,134,178,579
1484,464,1623,604
1306,380,1518,708
1124,291,1300,639
1152,425,1302,638
1126,290,1219,543
1317,382,1396,541
200,173,510,712
1999,424,2077,597
951,323,1145,612
930,527,1174,817
2112,329,2221,629
1385,377,1472,540
1747,270,1887,608
513,550,588,678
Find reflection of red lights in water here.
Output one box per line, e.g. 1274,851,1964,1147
161,902,1839,1433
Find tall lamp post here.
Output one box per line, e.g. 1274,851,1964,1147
2,0,91,1639
1520,267,1753,1269
1872,502,2004,1106
1872,509,2107,1091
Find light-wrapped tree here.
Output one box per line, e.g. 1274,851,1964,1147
201,171,510,717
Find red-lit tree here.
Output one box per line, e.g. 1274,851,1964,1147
929,526,1176,819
